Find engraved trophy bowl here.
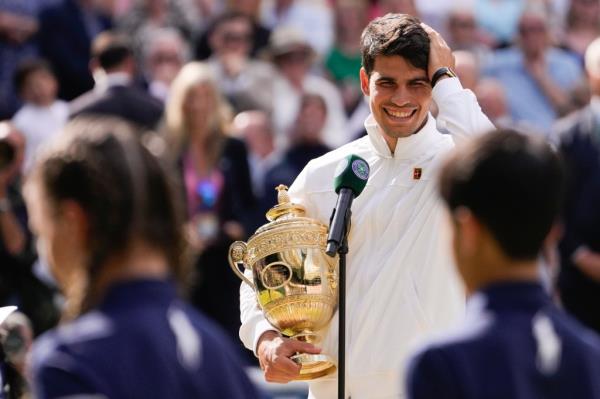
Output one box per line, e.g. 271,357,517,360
229,185,339,380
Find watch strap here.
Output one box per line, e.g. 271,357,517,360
431,67,457,88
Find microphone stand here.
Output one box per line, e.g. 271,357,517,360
336,209,350,399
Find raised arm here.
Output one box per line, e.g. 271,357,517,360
422,24,495,143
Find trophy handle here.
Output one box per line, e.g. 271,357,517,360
228,241,254,288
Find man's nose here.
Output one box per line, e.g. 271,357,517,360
390,86,411,106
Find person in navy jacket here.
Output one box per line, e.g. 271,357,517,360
23,116,259,399
406,130,600,399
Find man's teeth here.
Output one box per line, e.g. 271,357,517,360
387,109,413,118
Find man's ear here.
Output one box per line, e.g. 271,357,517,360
454,207,481,258
59,200,89,248
359,67,370,96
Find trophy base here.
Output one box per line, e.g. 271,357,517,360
291,353,337,380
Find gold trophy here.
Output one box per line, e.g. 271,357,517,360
229,185,338,380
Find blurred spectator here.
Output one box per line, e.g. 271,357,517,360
267,26,348,148
0,122,28,289
475,0,526,47
232,110,279,202
376,0,419,18
407,130,600,399
38,0,112,101
325,0,368,115
0,0,39,119
142,27,190,102
483,6,583,135
70,31,164,129
195,0,271,60
11,59,68,173
24,116,259,398
264,93,331,205
560,0,600,62
232,110,280,232
260,0,334,58
474,78,516,129
446,6,492,63
165,62,255,354
552,37,600,335
0,122,59,337
0,306,27,399
1,310,33,378
117,0,199,57
453,50,480,91
206,12,274,112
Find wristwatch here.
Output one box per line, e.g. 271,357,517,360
431,67,457,88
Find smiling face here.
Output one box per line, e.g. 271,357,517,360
360,55,432,144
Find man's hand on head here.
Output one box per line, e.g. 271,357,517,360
421,23,456,83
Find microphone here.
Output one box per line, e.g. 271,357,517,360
326,154,370,257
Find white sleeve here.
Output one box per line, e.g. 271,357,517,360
239,162,313,355
433,77,496,145
239,268,277,355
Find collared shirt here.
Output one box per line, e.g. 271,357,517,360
406,281,600,399
240,78,495,398
31,279,259,399
484,47,582,134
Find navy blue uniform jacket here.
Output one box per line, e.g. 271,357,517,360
30,279,259,399
407,282,600,399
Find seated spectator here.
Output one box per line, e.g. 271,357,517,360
232,110,280,233
260,0,334,58
453,50,479,91
560,0,600,62
232,110,279,201
205,12,274,112
117,0,199,57
445,6,492,64
70,31,164,130
406,130,600,399
325,0,369,116
376,0,420,19
12,59,68,172
483,6,583,135
474,78,514,129
264,93,331,205
0,122,59,337
0,0,39,119
194,0,271,60
164,62,256,356
38,0,112,101
24,116,259,398
267,26,348,148
142,27,190,102
474,0,525,48
552,37,600,336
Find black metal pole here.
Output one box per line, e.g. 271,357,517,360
337,209,350,399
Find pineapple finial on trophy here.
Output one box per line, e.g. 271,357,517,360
275,184,290,205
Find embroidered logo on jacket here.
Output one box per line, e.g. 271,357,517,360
413,168,422,180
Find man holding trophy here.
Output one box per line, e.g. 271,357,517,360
235,14,494,398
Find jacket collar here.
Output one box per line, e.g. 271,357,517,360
364,113,439,160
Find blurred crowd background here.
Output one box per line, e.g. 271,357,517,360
0,0,599,396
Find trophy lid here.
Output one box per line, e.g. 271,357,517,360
266,185,306,221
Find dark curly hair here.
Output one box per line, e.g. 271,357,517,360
361,13,430,76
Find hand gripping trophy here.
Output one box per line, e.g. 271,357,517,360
229,185,339,380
